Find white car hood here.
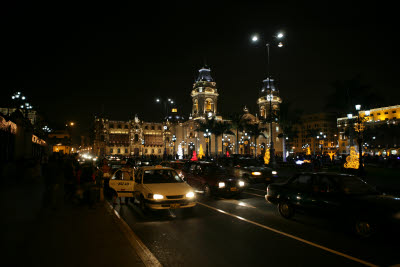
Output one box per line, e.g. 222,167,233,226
144,183,193,196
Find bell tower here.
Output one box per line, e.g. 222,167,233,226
257,77,282,120
191,66,219,119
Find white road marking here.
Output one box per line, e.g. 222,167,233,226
247,188,267,193
243,191,265,198
219,199,256,208
105,202,162,267
197,202,379,267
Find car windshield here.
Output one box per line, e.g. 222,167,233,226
202,165,226,174
236,159,263,167
334,176,378,195
143,169,183,184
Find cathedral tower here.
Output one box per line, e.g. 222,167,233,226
191,66,219,119
257,77,282,120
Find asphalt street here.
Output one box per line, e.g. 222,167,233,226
113,184,400,267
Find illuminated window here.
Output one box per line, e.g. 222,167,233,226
145,149,148,153
151,149,155,154
205,99,213,112
193,99,198,114
158,149,161,153
260,106,265,117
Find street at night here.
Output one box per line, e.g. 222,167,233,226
2,2,400,267
111,182,400,267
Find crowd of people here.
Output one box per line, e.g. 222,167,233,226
41,153,110,210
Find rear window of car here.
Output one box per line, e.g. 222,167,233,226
143,169,183,184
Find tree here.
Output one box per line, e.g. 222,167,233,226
229,113,245,154
245,122,266,158
306,128,321,155
196,117,215,157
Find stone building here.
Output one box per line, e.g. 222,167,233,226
93,66,284,158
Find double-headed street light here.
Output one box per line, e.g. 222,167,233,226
155,97,175,119
11,91,33,119
251,31,285,167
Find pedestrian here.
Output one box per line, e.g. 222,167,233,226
80,163,96,208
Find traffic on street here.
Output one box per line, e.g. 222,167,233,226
110,166,400,267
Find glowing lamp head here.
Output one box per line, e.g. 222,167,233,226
251,35,259,42
277,32,284,39
355,104,361,111
347,114,353,119
278,42,283,47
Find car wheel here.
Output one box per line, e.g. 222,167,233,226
278,201,295,219
354,219,374,238
203,184,212,198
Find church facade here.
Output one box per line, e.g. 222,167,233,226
93,66,283,158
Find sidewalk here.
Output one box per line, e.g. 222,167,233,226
1,177,145,267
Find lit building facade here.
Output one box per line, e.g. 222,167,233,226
337,105,400,156
292,112,339,155
93,66,284,158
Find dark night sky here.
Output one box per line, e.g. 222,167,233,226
1,2,399,133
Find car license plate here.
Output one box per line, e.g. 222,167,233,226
170,203,180,209
230,187,237,191
266,178,271,181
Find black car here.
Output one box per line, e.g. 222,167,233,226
218,156,278,184
266,172,400,237
182,161,247,197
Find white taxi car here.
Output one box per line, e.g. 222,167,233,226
109,167,135,198
134,165,196,211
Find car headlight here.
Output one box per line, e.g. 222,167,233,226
186,192,195,198
218,182,226,188
252,172,261,176
178,172,184,178
153,194,164,200
238,180,245,187
272,171,277,175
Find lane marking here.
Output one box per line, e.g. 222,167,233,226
105,202,162,267
218,199,256,208
243,191,265,198
247,188,267,193
197,202,379,267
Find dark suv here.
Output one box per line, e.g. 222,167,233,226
218,156,278,184
182,161,247,197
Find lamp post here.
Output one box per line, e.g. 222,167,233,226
172,135,176,159
204,129,211,158
251,31,285,167
155,97,175,119
355,104,365,177
11,92,33,121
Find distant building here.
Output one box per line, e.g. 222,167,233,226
292,112,339,155
337,105,400,155
0,108,38,125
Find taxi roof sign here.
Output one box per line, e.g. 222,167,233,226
155,165,163,168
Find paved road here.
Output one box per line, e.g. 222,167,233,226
113,184,400,267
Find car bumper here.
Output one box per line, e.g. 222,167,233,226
144,199,197,210
266,195,278,204
214,186,245,196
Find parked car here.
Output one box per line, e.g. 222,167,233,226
218,156,278,184
182,161,247,197
266,172,400,238
133,165,196,212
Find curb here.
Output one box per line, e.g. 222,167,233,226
104,202,162,267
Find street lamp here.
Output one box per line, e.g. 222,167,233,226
155,97,175,119
251,31,285,167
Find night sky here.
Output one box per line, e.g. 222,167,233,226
2,2,399,133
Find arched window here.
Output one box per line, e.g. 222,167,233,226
193,99,198,114
205,99,213,112
134,134,139,142
260,106,266,118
